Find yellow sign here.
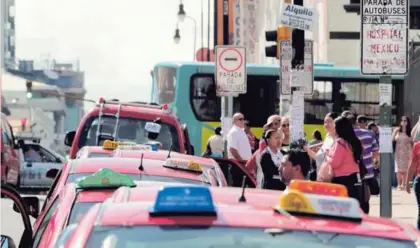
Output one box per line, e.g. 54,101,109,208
278,190,315,214
165,158,203,172
187,161,203,172
103,140,136,150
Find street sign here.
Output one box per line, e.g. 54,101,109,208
280,40,313,95
215,46,247,96
280,3,316,31
361,0,409,75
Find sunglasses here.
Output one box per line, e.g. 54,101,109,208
282,124,289,127
236,118,244,121
402,119,407,122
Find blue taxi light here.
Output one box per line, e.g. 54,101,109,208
77,168,136,189
276,190,362,222
150,186,216,216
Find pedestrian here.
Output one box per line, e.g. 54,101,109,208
308,129,323,146
256,129,286,190
347,114,379,213
318,116,366,209
368,122,379,143
404,141,420,229
245,115,281,177
356,114,369,129
280,116,291,148
260,115,282,150
279,148,311,186
244,120,258,152
392,116,413,190
203,126,224,158
227,113,252,162
412,116,420,143
305,112,339,171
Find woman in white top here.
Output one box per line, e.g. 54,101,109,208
256,129,285,190
305,112,339,171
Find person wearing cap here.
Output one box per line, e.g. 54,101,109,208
346,114,379,214
357,115,369,129
203,126,224,158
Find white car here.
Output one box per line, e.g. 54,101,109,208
18,140,65,189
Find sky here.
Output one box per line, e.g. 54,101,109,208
15,0,213,103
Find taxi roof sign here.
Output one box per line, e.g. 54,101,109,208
116,144,152,151
277,190,362,222
103,140,138,150
164,158,203,173
289,180,348,197
77,168,136,189
150,185,216,216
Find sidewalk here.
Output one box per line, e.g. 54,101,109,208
369,188,417,227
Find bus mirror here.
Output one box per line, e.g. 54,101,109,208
64,131,76,147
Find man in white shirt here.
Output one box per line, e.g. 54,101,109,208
227,113,252,161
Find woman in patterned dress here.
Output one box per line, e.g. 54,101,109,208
392,116,413,190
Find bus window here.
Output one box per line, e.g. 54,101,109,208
190,76,220,121
340,81,397,123
190,74,278,127
155,67,177,104
304,81,333,124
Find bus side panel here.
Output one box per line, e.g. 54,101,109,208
174,65,203,155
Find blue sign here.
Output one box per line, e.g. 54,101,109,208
150,186,216,214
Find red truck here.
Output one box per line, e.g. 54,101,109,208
65,98,194,159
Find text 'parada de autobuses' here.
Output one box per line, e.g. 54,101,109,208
363,0,407,15
219,71,243,84
366,28,404,54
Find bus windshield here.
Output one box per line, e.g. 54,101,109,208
85,226,416,248
77,116,181,152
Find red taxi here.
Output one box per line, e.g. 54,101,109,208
22,169,137,248
60,180,420,248
1,113,20,187
64,98,194,159
41,152,220,213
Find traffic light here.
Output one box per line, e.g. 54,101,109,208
265,26,291,58
26,81,33,99
291,29,305,69
343,0,360,14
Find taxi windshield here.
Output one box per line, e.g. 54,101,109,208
66,173,210,186
68,202,98,225
85,226,416,248
78,116,180,152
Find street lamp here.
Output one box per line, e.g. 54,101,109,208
173,16,197,61
174,28,181,44
177,2,186,22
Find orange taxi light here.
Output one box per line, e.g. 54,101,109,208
288,180,348,197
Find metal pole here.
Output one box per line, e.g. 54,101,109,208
379,74,393,218
188,16,197,61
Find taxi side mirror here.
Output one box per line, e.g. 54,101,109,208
0,235,17,248
46,168,59,179
13,196,40,219
64,131,76,147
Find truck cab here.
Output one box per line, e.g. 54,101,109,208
65,98,194,159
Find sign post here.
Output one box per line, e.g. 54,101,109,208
279,0,315,142
361,0,409,218
215,45,247,156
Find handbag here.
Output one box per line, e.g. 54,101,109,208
317,161,334,182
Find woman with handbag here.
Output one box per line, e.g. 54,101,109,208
318,116,365,207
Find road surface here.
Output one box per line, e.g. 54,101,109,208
0,189,418,245
0,194,45,245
